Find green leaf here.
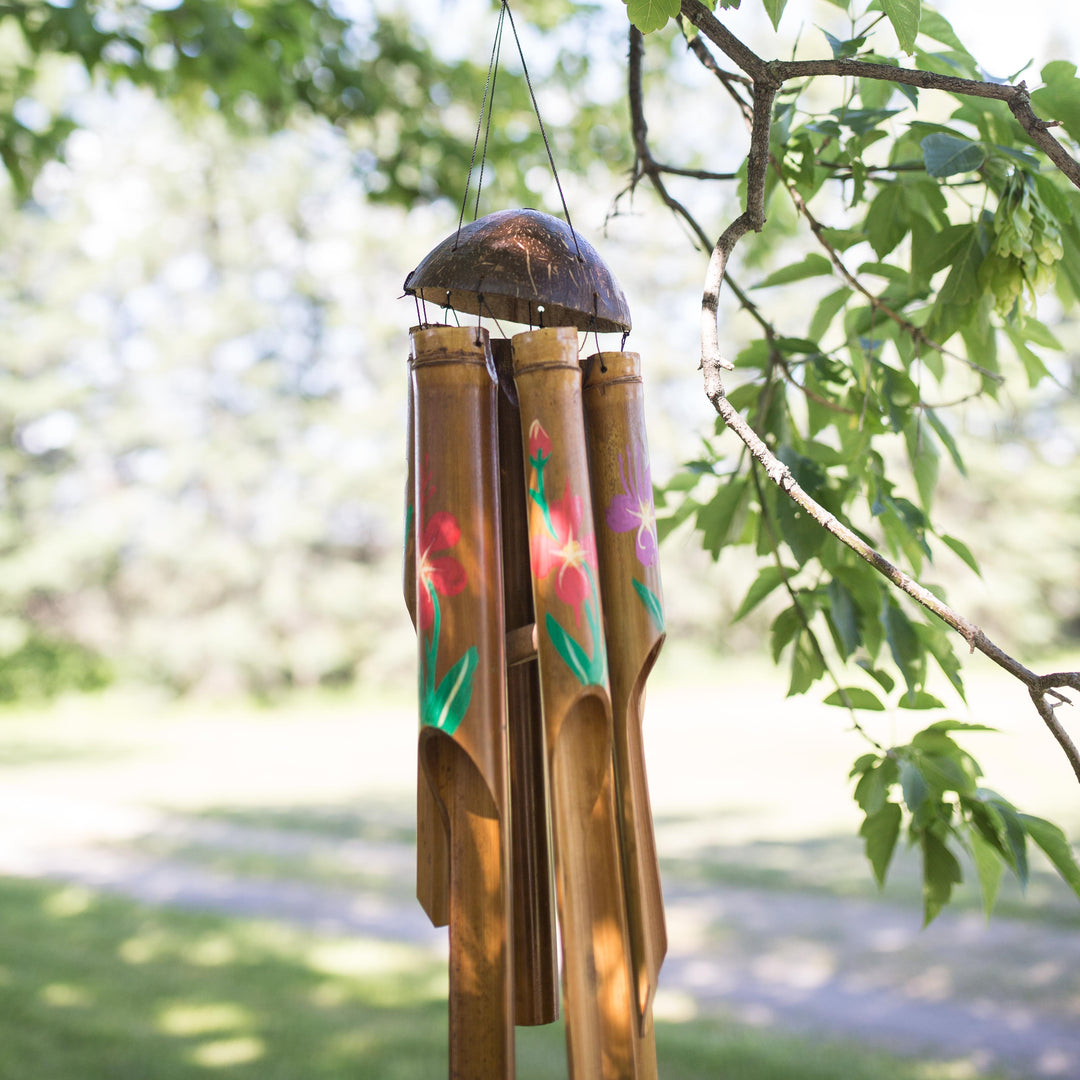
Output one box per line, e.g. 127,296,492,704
626,0,680,33
939,534,980,575
754,253,833,288
787,631,824,696
899,759,929,811
733,565,795,622
920,133,985,178
853,756,897,812
861,802,902,885
865,184,909,258
881,0,920,54
696,478,748,557
1019,815,1080,899
825,579,861,658
897,690,945,709
824,686,885,710
883,601,923,696
924,408,966,474
763,0,789,31
969,826,1004,919
979,792,1029,889
808,287,853,342
921,829,963,925
936,225,985,307
770,606,803,663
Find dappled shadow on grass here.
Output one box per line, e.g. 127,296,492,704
0,876,1007,1080
0,875,453,1080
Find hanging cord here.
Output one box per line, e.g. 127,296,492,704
455,1,507,247
503,1,583,263
592,294,605,370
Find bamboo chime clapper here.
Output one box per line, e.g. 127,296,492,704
403,208,666,1079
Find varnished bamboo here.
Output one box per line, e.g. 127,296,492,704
410,325,514,1078
512,327,654,1080
583,352,667,1038
493,338,560,1027
405,360,451,929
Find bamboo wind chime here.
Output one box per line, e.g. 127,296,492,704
402,208,667,1079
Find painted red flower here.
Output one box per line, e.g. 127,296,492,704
528,419,552,465
417,510,467,632
531,481,597,625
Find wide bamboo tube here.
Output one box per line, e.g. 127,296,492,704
493,338,560,1027
410,325,514,1078
583,351,667,1035
405,358,451,929
512,327,654,1080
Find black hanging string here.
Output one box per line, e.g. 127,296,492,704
455,2,507,248
592,294,604,369
453,0,583,264
502,1,583,262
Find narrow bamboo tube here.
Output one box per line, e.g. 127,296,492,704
493,338,560,1027
405,355,450,929
410,325,514,1078
583,351,667,1037
512,327,653,1080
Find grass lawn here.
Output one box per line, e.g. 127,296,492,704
0,875,1008,1080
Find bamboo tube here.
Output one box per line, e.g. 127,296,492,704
512,327,653,1080
410,325,514,1078
493,339,560,1027
583,351,667,1036
405,355,451,929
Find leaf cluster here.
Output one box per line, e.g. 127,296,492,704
850,722,1080,924
1,1,630,206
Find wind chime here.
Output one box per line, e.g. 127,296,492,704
400,5,666,1077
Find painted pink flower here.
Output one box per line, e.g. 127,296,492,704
527,419,552,465
531,481,597,625
417,511,467,632
606,445,658,567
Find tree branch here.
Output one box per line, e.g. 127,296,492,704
674,0,1080,781
680,0,1080,192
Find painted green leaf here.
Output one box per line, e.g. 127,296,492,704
1019,815,1080,899
545,613,593,686
921,829,963,925
882,0,920,54
861,802,902,885
626,0,680,33
824,686,885,711
763,0,789,31
426,646,478,735
921,133,985,178
632,577,665,634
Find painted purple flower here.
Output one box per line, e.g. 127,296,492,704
606,444,658,568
